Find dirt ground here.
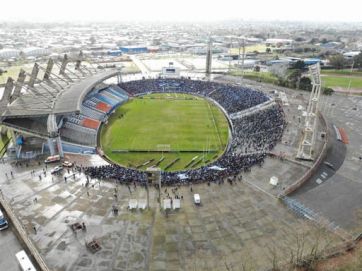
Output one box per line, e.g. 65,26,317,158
313,240,362,271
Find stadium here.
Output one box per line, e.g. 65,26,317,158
0,54,361,271
0,55,284,184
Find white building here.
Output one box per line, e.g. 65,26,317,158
22,47,51,57
0,48,21,59
343,51,361,59
266,39,294,46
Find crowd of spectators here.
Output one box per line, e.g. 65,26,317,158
84,79,285,186
231,104,286,154
84,153,266,186
118,78,269,114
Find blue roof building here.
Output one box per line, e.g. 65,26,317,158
120,46,148,54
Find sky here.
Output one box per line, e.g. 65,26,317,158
1,0,361,22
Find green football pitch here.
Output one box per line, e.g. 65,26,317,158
100,93,230,171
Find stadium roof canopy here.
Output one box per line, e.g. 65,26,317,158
1,69,120,118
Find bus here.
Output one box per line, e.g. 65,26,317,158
15,250,37,271
44,154,61,164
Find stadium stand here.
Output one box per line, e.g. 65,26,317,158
81,104,106,120
82,118,100,130
84,78,285,186
96,102,112,113
118,78,269,114
61,142,96,154
59,84,129,147
95,93,118,107
60,123,97,146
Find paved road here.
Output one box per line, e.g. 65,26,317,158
292,94,362,236
0,226,23,271
130,55,153,78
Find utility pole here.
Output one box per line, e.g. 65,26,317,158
348,60,354,96
241,37,245,81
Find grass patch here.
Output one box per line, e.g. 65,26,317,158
0,65,34,84
321,69,362,76
230,70,279,84
122,62,141,74
228,44,267,54
321,75,362,89
100,93,229,171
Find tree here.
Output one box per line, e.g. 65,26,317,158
19,51,25,60
89,36,96,44
299,77,312,91
287,69,303,89
295,37,305,42
329,54,346,70
322,87,334,95
309,38,319,44
353,51,362,70
292,60,306,70
269,63,289,81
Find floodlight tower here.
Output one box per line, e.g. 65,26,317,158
296,63,322,160
237,37,246,81
206,38,213,78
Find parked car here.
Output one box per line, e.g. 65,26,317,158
0,209,9,230
193,194,201,205
50,166,63,174
44,155,61,164
62,161,73,167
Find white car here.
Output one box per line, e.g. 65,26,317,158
51,166,63,174
193,194,201,205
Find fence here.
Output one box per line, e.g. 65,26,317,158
281,196,352,241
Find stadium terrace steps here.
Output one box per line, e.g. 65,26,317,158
81,105,106,120
63,122,97,134
60,129,97,146
82,118,100,130
83,99,98,107
100,90,122,102
107,87,129,100
96,102,112,113
95,93,118,106
104,89,124,99
90,97,105,105
66,114,100,130
60,124,97,146
110,85,129,97
58,85,130,147
101,89,125,101
61,142,96,154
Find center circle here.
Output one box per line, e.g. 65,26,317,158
99,92,230,172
